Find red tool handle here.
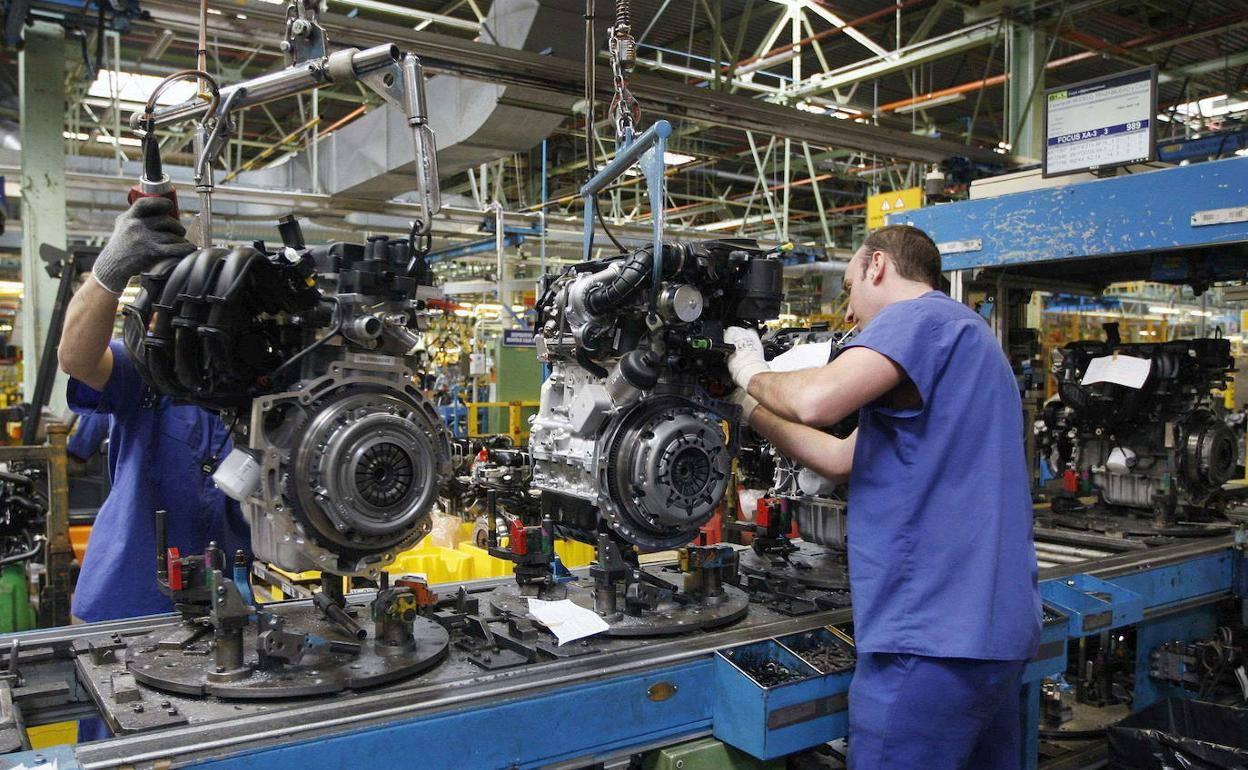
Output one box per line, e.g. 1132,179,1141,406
128,185,180,219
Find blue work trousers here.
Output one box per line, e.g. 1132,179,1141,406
848,653,1027,770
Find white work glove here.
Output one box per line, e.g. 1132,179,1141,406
93,197,197,295
728,387,759,424
724,326,769,390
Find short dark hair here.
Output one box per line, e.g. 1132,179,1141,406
862,225,941,287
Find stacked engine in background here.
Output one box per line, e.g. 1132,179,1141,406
1042,324,1237,528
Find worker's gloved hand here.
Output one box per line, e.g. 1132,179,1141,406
728,387,759,424
92,197,196,295
724,326,769,390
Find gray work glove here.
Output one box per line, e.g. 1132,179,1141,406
92,197,197,294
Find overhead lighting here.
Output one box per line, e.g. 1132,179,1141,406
0,281,23,298
87,69,198,106
663,151,695,166
1169,93,1248,124
1148,306,1180,315
142,29,175,62
331,0,480,31
63,131,142,147
893,93,965,115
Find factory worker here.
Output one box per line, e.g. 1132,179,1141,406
725,224,1041,770
58,197,252,626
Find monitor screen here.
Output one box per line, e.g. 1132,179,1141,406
1043,66,1157,177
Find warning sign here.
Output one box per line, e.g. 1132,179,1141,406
867,187,923,229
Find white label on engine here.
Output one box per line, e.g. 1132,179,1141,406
1080,354,1151,389
351,353,400,367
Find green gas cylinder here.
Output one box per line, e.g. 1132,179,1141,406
0,562,36,632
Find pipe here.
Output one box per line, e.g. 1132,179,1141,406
138,45,401,129
875,8,1248,115
0,538,44,568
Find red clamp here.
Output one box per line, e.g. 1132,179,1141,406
166,547,184,591
509,520,528,555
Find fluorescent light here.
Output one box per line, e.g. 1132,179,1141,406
1236,148,1248,157
88,69,198,106
142,29,175,61
63,131,142,147
1171,93,1248,120
663,151,695,166
893,93,965,115
1148,306,1180,315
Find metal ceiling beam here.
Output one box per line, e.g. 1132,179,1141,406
135,0,1012,165
790,20,1003,98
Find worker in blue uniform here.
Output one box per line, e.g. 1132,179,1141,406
66,413,109,462
726,224,1041,770
57,196,252,625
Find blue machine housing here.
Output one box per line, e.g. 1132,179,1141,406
896,155,1248,289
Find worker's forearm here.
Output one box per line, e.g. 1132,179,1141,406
58,276,118,386
749,407,855,483
748,368,838,425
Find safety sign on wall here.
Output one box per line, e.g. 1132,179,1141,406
868,187,923,229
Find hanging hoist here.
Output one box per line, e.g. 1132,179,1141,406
608,0,640,144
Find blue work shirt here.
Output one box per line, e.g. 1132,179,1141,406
67,413,110,461
844,291,1041,660
66,340,251,622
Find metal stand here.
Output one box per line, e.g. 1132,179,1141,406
489,534,749,636
121,511,448,699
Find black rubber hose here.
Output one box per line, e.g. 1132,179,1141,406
575,347,608,379
0,471,33,489
584,245,655,315
0,539,43,567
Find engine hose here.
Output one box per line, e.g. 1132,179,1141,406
267,297,344,382
6,495,42,516
0,471,33,489
584,245,654,315
0,538,43,568
575,347,608,379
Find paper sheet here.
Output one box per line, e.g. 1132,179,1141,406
1080,354,1152,389
526,598,610,645
770,341,833,372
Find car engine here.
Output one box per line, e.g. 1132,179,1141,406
123,216,453,577
1047,324,1236,524
529,238,783,551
